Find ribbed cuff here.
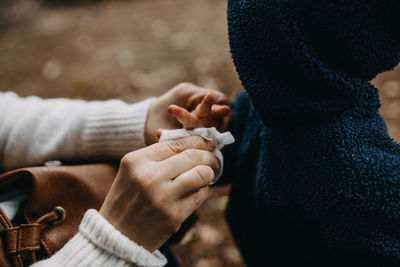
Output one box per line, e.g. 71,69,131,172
32,210,167,267
80,98,156,158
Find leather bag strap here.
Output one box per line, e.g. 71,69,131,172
0,207,24,267
0,164,117,266
0,205,65,267
0,206,13,229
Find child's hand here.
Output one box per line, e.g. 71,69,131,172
145,83,229,145
156,93,232,138
168,93,232,130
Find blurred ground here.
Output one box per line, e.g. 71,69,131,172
0,0,241,102
1,1,400,267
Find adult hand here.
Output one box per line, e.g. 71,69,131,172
99,136,218,252
145,82,229,145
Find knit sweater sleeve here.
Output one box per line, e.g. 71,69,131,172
31,209,167,267
0,92,155,171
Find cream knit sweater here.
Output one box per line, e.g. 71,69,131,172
0,92,167,267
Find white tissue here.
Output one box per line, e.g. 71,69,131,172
159,127,235,184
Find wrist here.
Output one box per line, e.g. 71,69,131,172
81,210,167,266
145,98,159,145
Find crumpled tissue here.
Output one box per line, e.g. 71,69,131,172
159,127,235,184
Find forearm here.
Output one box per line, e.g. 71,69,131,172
0,92,155,170
31,210,167,267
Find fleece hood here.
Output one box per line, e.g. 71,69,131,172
228,0,400,127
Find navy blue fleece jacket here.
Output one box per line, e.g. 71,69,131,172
222,0,400,266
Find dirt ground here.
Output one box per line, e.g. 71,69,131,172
1,1,400,267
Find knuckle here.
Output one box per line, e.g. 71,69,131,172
166,138,186,154
184,149,203,163
195,165,214,185
212,155,220,170
191,135,207,147
202,151,218,167
177,82,194,90
120,153,137,169
171,82,196,101
167,136,210,154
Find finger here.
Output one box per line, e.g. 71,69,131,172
177,187,210,220
194,93,213,117
157,149,219,180
171,165,214,198
168,105,197,129
188,89,228,110
218,109,233,132
211,105,232,132
211,105,231,120
147,136,216,162
205,89,228,105
156,129,163,139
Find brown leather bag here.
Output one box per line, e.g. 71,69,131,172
0,164,117,267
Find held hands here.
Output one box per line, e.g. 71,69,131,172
100,136,219,252
100,83,231,252
145,83,232,144
156,93,232,139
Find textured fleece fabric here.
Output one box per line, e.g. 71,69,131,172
222,0,400,266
